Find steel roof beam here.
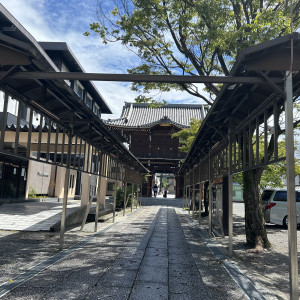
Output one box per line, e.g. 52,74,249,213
0,71,284,84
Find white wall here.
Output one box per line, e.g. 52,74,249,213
26,160,51,195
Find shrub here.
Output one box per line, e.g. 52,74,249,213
115,185,139,209
28,186,38,198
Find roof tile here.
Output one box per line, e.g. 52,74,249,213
105,102,208,128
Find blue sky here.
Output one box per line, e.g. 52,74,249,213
0,0,206,118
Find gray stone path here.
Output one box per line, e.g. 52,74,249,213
0,202,81,231
1,201,249,300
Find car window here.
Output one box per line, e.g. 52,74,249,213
262,190,274,201
296,192,300,202
273,191,300,202
272,191,300,202
273,191,287,201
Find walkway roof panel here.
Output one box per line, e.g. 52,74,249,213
180,33,300,173
0,4,148,174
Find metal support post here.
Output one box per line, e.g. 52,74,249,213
94,155,103,232
81,195,93,231
183,176,186,209
192,169,195,218
188,185,191,215
209,149,212,237
139,185,142,206
186,183,189,209
199,182,202,225
131,184,134,212
285,71,299,300
0,93,8,151
113,180,117,223
123,182,127,216
59,131,72,250
136,184,140,208
136,185,138,209
228,130,233,257
199,161,202,224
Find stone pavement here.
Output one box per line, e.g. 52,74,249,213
0,202,81,231
0,196,269,299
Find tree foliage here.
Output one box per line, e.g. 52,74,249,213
234,139,300,190
171,118,202,153
260,140,300,189
85,0,300,104
161,177,169,188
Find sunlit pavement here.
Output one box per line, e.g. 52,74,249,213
0,202,81,231
0,197,263,300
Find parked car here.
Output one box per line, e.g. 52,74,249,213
262,189,300,228
261,189,275,223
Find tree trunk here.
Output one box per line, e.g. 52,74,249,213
243,169,271,251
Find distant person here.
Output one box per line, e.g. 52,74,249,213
153,184,158,197
163,186,168,198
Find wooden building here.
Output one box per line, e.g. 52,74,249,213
105,102,207,196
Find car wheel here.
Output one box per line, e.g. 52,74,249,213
283,215,288,229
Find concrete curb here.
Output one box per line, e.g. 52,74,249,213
184,211,272,300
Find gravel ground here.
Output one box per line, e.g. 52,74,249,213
217,202,300,300
0,214,118,286
0,203,247,300
0,201,299,299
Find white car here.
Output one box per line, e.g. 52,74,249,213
262,189,300,228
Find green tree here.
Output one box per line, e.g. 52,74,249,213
85,0,300,104
116,184,139,208
171,118,202,153
161,177,169,188
86,0,300,249
260,140,300,189
233,139,300,190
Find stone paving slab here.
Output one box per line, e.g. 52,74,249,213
0,202,82,231
0,200,270,300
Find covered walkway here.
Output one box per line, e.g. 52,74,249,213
0,197,270,300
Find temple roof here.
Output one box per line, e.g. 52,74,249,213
104,103,208,128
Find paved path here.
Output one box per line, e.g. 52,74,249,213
0,202,81,231
0,197,261,299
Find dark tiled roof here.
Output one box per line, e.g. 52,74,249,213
104,103,208,128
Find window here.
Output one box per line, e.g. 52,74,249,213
85,93,93,108
20,103,28,121
61,63,71,86
69,174,75,189
93,103,100,116
262,190,274,201
296,191,300,202
7,96,18,116
107,182,114,191
273,190,300,202
273,191,287,202
74,81,84,99
0,91,4,111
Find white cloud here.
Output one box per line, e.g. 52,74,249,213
1,0,54,40
0,0,208,119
